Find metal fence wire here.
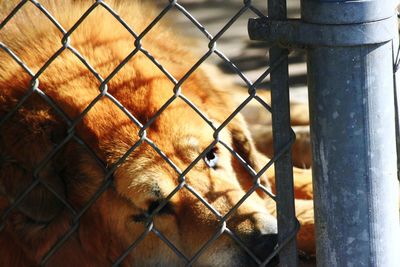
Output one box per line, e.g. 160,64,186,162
0,0,300,266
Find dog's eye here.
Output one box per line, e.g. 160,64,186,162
147,200,175,216
132,200,175,223
204,147,218,168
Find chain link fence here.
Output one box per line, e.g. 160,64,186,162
2,0,399,266
0,0,301,266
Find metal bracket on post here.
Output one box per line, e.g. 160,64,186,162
249,0,400,266
248,16,397,47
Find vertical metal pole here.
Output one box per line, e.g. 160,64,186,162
268,0,299,266
394,14,400,180
304,0,400,266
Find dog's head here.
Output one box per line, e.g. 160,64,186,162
0,68,278,267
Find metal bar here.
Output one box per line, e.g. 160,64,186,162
305,0,400,266
394,13,400,180
248,16,397,47
267,0,299,266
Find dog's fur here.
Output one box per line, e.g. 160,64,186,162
0,1,314,266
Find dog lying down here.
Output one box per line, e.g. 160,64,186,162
0,1,314,266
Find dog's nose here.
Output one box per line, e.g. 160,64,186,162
252,233,278,259
240,214,279,265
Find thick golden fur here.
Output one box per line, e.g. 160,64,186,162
0,1,314,266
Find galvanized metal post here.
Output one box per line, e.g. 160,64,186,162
303,0,400,266
268,0,299,266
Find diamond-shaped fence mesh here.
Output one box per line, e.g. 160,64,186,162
0,0,301,266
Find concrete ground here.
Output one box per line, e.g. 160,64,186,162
166,0,308,103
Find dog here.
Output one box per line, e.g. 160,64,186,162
0,1,314,266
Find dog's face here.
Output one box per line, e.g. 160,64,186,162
0,1,278,266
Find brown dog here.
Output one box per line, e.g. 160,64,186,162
0,1,314,266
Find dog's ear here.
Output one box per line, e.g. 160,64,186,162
0,113,67,224
228,114,271,191
0,113,104,224
229,115,260,169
